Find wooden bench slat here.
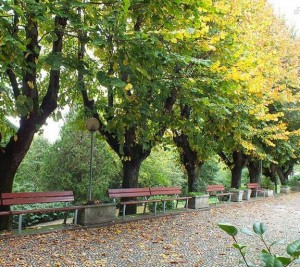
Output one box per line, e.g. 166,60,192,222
149,187,181,195
2,196,75,206
2,191,74,198
108,188,151,198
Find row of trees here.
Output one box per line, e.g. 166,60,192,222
1,0,299,226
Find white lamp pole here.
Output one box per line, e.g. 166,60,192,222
86,117,100,202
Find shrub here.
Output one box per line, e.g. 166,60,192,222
261,177,275,190
288,175,300,187
12,203,73,228
148,199,175,212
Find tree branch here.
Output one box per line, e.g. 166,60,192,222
40,15,68,121
6,69,20,98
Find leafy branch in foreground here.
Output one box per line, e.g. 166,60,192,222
218,222,300,267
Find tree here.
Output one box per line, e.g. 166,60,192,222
0,0,75,229
40,121,122,202
74,0,218,212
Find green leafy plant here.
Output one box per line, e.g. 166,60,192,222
288,176,300,187
148,199,175,212
218,222,300,267
187,192,207,197
261,177,275,190
12,203,72,228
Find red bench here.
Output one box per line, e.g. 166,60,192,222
108,188,161,219
247,183,267,197
0,191,82,234
108,186,191,219
149,187,191,214
206,185,233,205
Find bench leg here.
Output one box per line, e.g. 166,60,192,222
154,202,157,215
122,204,126,220
163,201,166,214
176,200,179,209
228,195,232,202
74,209,78,225
186,199,189,210
18,214,23,235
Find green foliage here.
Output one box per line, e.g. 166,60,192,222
139,146,185,188
218,222,300,267
288,175,300,187
261,177,275,190
12,203,71,228
148,199,175,213
39,126,122,202
187,192,207,197
14,136,51,192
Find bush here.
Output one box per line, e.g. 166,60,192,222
261,176,275,190
12,203,73,228
148,198,175,212
288,175,300,187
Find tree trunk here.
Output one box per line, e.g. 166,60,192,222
0,125,36,230
115,136,151,215
185,163,201,192
173,132,203,192
120,157,145,215
230,151,248,188
247,160,261,183
277,163,293,185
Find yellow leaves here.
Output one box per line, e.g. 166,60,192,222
122,56,129,66
170,38,177,44
124,83,133,91
255,112,284,122
175,32,184,40
225,67,241,82
13,135,18,142
27,81,34,89
113,62,118,72
93,48,106,60
210,60,227,73
240,140,257,152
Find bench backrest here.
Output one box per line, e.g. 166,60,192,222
0,191,75,206
149,187,182,196
108,188,151,198
206,185,225,192
247,183,260,189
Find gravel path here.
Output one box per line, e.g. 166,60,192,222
1,193,300,267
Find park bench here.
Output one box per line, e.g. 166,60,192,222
206,185,233,205
149,187,191,214
0,191,81,234
246,183,267,197
108,188,162,220
108,186,191,219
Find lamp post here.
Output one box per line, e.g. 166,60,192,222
86,117,100,202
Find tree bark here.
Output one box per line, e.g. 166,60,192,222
219,151,248,189
173,132,203,192
231,151,248,188
277,164,293,185
247,160,261,183
120,153,148,215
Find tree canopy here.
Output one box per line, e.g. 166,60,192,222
0,0,299,222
